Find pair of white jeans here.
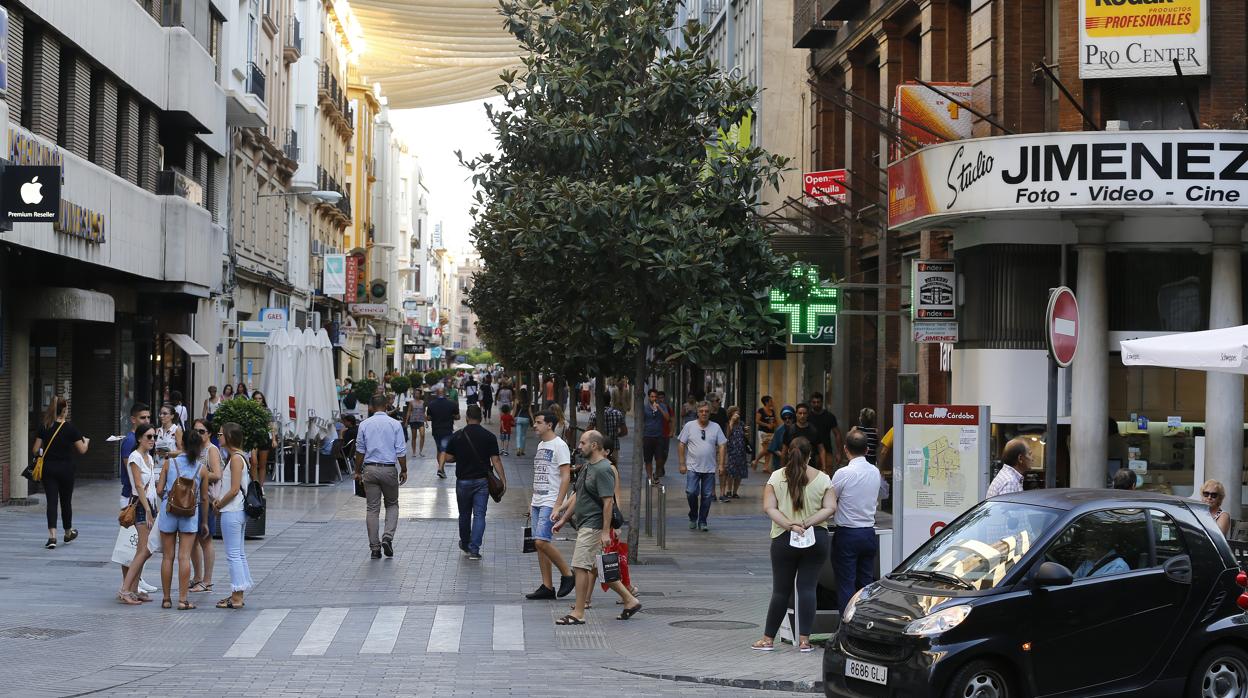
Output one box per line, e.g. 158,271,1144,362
220,509,254,592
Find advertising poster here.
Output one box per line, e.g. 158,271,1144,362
1079,0,1207,79
803,169,847,207
895,82,973,148
887,131,1248,230
894,404,990,561
323,254,346,295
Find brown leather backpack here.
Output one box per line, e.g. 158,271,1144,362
166,459,198,517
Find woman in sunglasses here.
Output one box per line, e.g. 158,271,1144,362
187,419,222,596
1201,479,1232,537
118,423,160,604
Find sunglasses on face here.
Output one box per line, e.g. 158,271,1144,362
143,435,155,440
700,429,706,440
1203,491,1221,499
195,428,209,435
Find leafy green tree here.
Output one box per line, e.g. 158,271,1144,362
389,375,411,396
213,397,274,452
352,379,379,405
465,0,791,559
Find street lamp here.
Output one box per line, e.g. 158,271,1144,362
259,190,343,204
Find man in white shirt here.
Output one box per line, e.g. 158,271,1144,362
677,402,727,531
986,439,1030,498
525,410,576,600
830,429,887,612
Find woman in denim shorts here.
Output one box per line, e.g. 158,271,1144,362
156,429,209,610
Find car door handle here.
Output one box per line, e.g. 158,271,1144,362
1163,555,1192,584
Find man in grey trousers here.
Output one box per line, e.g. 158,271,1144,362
355,394,408,559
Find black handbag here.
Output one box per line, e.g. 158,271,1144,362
459,428,505,502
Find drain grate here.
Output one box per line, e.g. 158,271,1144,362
47,560,108,567
669,620,758,630
0,626,84,640
635,591,665,596
642,607,722,617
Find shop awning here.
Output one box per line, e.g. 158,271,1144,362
167,333,210,360
1120,325,1248,375
350,0,524,109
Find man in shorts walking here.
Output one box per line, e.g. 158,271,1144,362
428,387,459,479
525,411,576,600
552,429,642,624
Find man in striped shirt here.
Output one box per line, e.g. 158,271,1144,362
986,439,1030,498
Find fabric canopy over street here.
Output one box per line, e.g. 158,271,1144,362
1120,325,1248,375
167,333,210,359
350,0,524,109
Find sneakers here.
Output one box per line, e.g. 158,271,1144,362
467,552,482,561
698,523,710,532
44,538,56,549
688,521,698,530
557,575,576,598
526,585,556,600
138,579,158,594
63,528,78,543
370,549,382,559
458,541,469,554
381,540,394,557
501,449,509,456
437,470,447,479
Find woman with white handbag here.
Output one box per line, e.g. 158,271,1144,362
753,437,837,653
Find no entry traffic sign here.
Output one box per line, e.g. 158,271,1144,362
1047,286,1079,367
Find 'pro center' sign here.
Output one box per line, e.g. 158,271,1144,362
1079,0,1207,79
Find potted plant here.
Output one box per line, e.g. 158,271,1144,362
352,378,379,406
213,396,274,537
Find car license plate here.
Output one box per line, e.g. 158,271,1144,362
846,657,888,686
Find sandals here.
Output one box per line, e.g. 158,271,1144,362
189,581,212,593
751,639,775,652
798,642,814,653
117,590,142,606
617,604,642,620
161,599,173,609
570,603,593,610
216,598,245,609
555,614,586,626
177,600,196,610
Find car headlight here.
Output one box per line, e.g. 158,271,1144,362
903,605,972,637
842,588,867,624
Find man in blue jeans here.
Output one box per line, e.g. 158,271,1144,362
441,405,504,561
676,402,727,531
830,429,888,612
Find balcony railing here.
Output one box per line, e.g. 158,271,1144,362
246,61,266,101
284,16,302,61
793,0,839,49
283,128,299,161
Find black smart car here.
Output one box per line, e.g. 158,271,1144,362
824,489,1248,697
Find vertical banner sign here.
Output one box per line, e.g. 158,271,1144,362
343,253,359,302
1079,0,1207,78
912,260,957,320
323,254,346,295
893,404,990,562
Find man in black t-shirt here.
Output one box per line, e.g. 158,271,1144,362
427,387,460,477
442,405,504,559
782,403,826,469
464,375,480,406
807,392,841,470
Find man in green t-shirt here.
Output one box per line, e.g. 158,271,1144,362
552,430,642,625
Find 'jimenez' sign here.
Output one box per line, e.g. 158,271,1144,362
1079,0,1207,79
888,130,1248,230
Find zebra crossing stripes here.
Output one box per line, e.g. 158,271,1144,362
221,604,534,657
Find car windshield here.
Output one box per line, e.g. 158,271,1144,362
894,501,1062,591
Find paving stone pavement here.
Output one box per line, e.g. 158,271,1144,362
1,420,839,696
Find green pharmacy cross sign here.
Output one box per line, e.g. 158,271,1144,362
770,265,839,345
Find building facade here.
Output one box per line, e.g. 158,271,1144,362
1,0,227,498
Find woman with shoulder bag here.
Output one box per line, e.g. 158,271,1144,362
753,437,837,653
156,429,209,610
215,422,255,609
31,397,89,549
118,423,160,604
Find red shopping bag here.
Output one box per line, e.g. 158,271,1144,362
600,531,632,591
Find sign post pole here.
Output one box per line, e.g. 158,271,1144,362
1045,353,1058,490
1045,286,1080,489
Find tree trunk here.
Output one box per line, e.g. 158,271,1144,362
627,347,647,563
565,376,578,449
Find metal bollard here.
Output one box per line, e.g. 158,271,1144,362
644,479,653,536
657,484,667,550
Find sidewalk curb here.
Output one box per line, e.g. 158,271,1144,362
607,667,823,693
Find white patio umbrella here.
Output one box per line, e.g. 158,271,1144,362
287,327,310,438
1120,325,1248,374
262,327,291,433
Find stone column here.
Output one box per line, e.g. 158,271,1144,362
1205,215,1245,516
1070,217,1111,489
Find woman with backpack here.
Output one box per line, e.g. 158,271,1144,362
214,422,254,609
156,429,210,610
187,419,222,597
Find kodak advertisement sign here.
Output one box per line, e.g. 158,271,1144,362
1079,0,1207,79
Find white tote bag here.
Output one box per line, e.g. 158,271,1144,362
147,512,163,554
111,526,138,565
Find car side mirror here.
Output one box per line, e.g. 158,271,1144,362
1032,561,1074,588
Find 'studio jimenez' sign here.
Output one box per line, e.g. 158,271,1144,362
888,130,1248,230
1079,0,1207,79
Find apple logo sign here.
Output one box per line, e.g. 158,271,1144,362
20,176,43,205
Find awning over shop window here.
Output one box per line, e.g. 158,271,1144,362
167,333,210,360
351,0,524,109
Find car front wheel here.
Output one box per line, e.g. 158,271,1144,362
944,660,1014,698
1192,645,1248,698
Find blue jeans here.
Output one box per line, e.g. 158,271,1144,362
833,526,878,612
515,417,531,452
456,478,490,554
220,509,254,592
685,471,716,525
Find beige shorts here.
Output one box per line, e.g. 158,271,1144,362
571,526,604,571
